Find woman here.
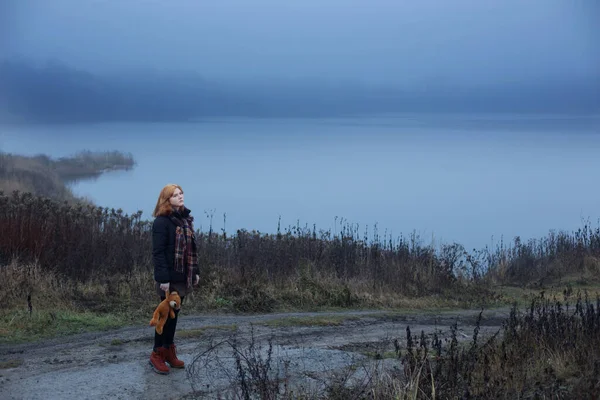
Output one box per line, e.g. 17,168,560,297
149,184,200,375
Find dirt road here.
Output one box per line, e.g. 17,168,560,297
0,308,509,400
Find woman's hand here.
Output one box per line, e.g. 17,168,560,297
193,274,200,286
159,282,170,292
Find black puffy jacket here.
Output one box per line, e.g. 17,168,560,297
152,209,198,283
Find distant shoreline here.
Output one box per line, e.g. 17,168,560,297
0,150,136,203
1,110,599,127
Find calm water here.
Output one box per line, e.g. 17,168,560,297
1,114,599,251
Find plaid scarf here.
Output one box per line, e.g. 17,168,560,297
169,208,198,288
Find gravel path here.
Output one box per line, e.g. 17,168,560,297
0,308,510,399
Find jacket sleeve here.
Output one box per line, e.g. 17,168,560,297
152,217,170,283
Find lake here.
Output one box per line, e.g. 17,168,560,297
1,113,599,251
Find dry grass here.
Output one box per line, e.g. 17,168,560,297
0,359,23,369
0,309,128,344
0,178,29,193
276,292,599,398
0,260,157,312
0,261,158,343
0,260,70,310
193,265,501,315
0,153,80,202
258,315,357,328
177,325,238,339
3,190,599,318
494,274,600,307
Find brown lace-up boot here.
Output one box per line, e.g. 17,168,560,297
164,344,185,368
149,348,170,374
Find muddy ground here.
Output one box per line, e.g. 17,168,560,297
0,308,510,399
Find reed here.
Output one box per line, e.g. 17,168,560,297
2,190,600,314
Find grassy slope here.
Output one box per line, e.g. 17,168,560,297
3,276,598,345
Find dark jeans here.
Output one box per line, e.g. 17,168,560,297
153,295,185,350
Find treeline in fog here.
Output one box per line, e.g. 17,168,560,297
1,60,598,123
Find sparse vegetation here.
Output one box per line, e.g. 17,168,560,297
184,292,599,399
1,187,600,336
259,315,357,328
0,308,128,344
320,291,600,399
2,189,600,317
187,327,294,399
178,325,238,339
0,359,23,369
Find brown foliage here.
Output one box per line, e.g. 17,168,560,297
2,190,600,313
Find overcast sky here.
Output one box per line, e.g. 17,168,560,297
2,0,599,85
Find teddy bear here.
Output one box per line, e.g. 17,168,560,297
149,290,182,335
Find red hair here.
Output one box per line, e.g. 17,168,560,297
152,184,184,217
